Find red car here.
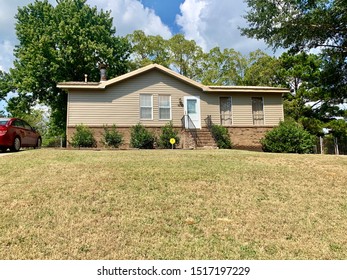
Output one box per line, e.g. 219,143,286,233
0,118,42,152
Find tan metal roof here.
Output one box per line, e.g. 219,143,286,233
57,63,290,94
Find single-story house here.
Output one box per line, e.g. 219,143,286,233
57,63,289,150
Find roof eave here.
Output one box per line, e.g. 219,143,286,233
204,86,290,94
56,83,105,90
56,64,204,91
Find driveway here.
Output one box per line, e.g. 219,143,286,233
0,152,12,157
0,151,21,157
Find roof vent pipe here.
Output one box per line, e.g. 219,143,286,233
99,63,107,82
84,74,88,83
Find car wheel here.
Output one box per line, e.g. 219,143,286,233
34,138,42,149
11,137,21,152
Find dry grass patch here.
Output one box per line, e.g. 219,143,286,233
0,149,346,259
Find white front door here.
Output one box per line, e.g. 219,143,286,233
184,96,201,129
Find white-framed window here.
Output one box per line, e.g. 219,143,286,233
158,95,171,120
140,94,153,120
252,97,264,125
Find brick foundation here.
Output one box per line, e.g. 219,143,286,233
67,125,275,151
228,126,274,151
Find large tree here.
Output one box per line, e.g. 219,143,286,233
168,34,204,79
241,0,346,53
127,31,204,80
242,50,281,86
242,0,347,120
0,70,14,100
277,52,327,134
126,30,170,70
9,0,130,135
200,47,247,85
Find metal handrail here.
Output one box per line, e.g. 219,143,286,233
205,115,212,129
181,114,199,146
181,114,196,130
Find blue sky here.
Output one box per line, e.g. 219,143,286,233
0,0,271,112
141,0,184,33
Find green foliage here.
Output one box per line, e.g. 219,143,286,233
261,120,316,154
130,123,155,149
168,34,204,79
201,47,246,86
242,50,281,86
6,96,48,135
242,0,346,53
211,125,232,149
127,31,204,80
158,122,180,149
42,136,63,148
319,51,347,110
299,117,324,137
70,124,96,148
242,0,346,119
0,70,14,100
126,30,170,69
278,52,322,92
102,125,123,148
327,119,347,139
11,0,130,134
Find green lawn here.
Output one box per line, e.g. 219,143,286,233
0,149,346,259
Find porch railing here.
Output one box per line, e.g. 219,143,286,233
181,114,198,145
181,114,196,130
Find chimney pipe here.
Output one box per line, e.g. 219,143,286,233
99,63,107,82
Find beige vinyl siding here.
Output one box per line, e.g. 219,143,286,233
230,94,254,125
200,94,220,126
67,69,284,128
212,93,283,126
67,70,218,127
263,94,284,125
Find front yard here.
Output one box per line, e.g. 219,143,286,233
0,149,346,259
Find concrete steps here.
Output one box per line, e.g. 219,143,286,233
184,128,217,149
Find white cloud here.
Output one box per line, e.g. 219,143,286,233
0,41,15,72
176,0,207,49
0,0,172,72
176,0,271,54
0,0,57,72
89,0,172,38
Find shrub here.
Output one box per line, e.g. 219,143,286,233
158,122,180,148
102,125,123,148
211,124,232,149
70,124,96,148
261,120,315,154
42,136,63,147
130,123,155,149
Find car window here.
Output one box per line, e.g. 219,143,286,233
0,120,8,125
12,120,25,128
22,120,32,130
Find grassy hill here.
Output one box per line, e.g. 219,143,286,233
0,149,346,259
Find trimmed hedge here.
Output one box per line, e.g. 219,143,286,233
70,124,96,148
102,125,123,148
261,120,315,154
130,123,155,149
158,122,180,148
211,124,232,149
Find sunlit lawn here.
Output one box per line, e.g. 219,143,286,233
0,149,346,259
